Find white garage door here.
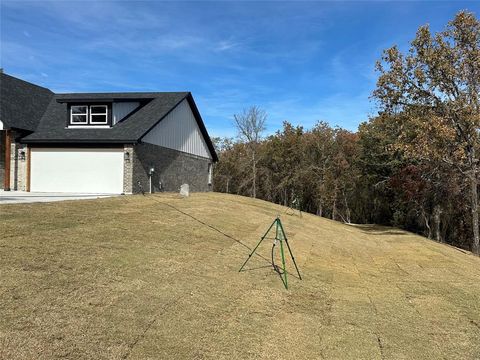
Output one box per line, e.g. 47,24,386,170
30,148,124,194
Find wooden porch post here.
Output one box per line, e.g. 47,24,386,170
4,130,11,191
26,147,31,192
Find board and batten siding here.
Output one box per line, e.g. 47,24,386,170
142,99,212,159
112,102,140,124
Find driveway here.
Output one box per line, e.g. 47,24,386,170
0,191,117,204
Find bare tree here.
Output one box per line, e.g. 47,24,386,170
234,106,267,198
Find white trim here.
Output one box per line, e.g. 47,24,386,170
66,125,111,129
69,105,109,126
89,105,108,125
0,120,3,130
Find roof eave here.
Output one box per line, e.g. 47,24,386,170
21,138,137,144
56,99,115,103
185,94,219,162
137,93,219,162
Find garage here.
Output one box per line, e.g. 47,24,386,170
30,148,124,194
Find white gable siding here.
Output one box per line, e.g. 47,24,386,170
113,102,140,124
142,99,212,159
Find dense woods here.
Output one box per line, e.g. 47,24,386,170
213,11,480,254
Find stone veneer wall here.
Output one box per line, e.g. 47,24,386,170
132,142,212,193
123,144,134,194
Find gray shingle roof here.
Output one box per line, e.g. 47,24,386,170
0,73,53,131
22,92,189,143
2,73,218,161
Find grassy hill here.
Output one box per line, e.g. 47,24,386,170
1,193,479,359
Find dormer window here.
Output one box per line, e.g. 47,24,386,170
90,105,108,124
69,105,110,127
71,106,88,124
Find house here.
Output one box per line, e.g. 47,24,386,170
0,73,218,194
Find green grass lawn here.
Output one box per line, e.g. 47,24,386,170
1,193,479,359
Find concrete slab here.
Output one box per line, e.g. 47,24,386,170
0,191,117,205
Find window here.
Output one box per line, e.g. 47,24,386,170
69,105,109,126
90,105,108,124
70,105,88,124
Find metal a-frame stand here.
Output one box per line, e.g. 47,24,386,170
285,197,302,217
239,217,302,289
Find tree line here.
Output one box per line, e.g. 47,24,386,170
213,11,479,254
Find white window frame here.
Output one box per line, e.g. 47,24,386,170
65,125,111,129
70,105,88,125
89,105,108,125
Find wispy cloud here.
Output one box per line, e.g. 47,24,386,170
214,39,241,52
2,0,470,137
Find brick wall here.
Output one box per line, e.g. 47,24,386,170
132,142,212,193
2,140,212,193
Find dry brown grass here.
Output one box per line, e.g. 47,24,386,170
1,192,479,359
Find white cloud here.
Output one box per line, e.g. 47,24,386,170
215,40,240,52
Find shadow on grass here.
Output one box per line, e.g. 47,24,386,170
143,195,288,267
142,196,302,283
352,224,408,236
239,265,273,272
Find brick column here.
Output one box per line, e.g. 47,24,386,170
9,140,28,191
16,144,28,191
123,144,134,194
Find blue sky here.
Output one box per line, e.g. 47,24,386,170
1,1,478,137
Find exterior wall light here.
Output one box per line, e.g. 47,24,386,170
19,150,26,161
124,151,130,162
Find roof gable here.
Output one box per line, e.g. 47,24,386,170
142,99,212,159
0,73,53,132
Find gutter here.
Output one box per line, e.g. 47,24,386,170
20,139,138,145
